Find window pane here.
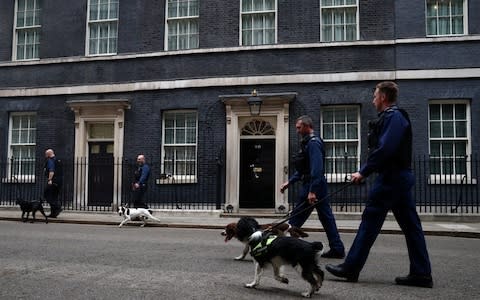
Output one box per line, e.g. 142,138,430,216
442,104,453,120
334,109,345,122
323,124,334,139
429,104,440,120
323,110,334,122
430,121,441,138
346,108,357,122
242,0,252,12
442,142,454,156
430,141,440,156
455,141,466,156
347,124,357,139
265,0,275,10
346,142,357,156
442,121,454,137
455,121,466,137
334,124,345,139
455,104,466,119
253,0,263,11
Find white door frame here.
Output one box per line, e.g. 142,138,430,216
220,92,296,212
67,99,130,208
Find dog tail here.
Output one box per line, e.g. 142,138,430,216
311,241,324,252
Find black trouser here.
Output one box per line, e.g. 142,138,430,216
44,184,61,213
132,186,148,209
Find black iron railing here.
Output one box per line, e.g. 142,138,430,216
0,155,478,213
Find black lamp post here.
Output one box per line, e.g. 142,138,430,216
247,89,262,116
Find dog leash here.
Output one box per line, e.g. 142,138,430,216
268,180,355,231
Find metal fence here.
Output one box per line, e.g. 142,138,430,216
0,155,479,214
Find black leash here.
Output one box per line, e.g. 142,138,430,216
268,181,354,231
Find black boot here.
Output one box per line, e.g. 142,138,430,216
395,274,433,288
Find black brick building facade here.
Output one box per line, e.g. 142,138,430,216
1,1,479,212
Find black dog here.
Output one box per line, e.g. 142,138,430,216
16,198,48,223
236,217,324,298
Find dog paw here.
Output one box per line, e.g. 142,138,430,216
301,291,313,298
245,283,257,288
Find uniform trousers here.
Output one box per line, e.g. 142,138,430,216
344,170,432,276
289,181,345,254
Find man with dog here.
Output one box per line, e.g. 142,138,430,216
280,115,346,259
132,154,150,209
44,149,63,218
326,81,433,288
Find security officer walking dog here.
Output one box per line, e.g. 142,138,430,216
326,82,433,288
43,149,63,218
280,115,345,259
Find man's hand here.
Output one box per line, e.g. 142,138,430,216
307,192,317,204
351,172,364,184
280,181,289,193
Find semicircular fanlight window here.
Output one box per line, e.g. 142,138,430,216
241,119,275,136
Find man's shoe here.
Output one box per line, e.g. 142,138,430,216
325,264,359,282
321,249,345,259
395,274,433,288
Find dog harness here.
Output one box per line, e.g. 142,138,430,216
250,234,277,258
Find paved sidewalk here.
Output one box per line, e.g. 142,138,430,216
1,207,479,238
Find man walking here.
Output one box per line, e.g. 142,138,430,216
132,154,150,209
44,149,63,218
326,81,433,288
280,115,345,258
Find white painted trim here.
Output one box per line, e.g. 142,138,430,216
3,35,480,67
224,100,290,212
2,68,480,97
69,101,128,208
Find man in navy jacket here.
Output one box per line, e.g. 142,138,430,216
326,81,433,288
280,115,345,258
132,154,151,209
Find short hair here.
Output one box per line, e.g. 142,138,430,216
376,81,398,103
296,115,313,129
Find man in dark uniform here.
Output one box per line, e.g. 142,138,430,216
326,81,433,288
280,115,345,258
44,149,63,218
132,154,150,209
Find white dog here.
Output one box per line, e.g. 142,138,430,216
117,206,161,227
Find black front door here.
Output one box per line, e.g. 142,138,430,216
239,139,275,208
88,142,114,206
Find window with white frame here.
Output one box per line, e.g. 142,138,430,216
87,0,119,55
166,0,199,50
14,0,41,60
320,0,358,42
321,106,360,182
241,0,276,46
8,113,37,179
162,111,198,181
429,101,472,183
426,0,466,36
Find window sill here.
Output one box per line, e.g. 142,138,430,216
428,175,477,185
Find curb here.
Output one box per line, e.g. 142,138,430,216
1,216,479,239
